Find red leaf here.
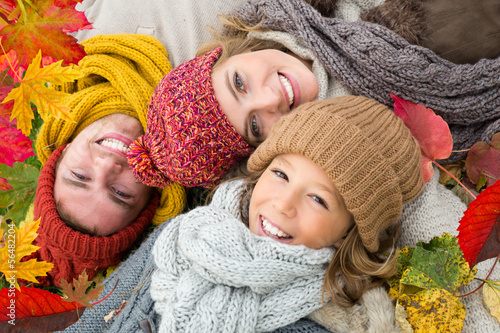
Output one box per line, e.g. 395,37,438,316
0,2,90,69
457,180,500,267
0,117,35,167
465,133,500,188
0,286,85,332
391,93,453,182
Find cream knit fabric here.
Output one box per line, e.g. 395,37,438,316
151,180,334,332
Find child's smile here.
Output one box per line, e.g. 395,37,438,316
248,153,353,249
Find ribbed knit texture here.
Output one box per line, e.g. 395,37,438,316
35,33,186,226
151,179,334,332
248,96,423,252
232,0,500,163
127,47,254,189
27,145,158,288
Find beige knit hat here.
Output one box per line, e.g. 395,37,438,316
247,96,424,252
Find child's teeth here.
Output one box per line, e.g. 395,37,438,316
261,217,290,239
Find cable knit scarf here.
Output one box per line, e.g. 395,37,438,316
151,180,334,333
232,0,500,162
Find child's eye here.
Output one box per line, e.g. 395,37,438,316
272,169,288,181
311,195,328,209
72,172,87,180
234,72,244,91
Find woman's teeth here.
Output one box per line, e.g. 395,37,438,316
99,138,129,154
262,218,291,239
279,74,295,107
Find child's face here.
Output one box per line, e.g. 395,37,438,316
248,154,353,249
212,49,319,147
54,113,152,236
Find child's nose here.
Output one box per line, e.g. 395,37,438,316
272,191,296,218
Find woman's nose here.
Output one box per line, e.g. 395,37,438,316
251,86,281,112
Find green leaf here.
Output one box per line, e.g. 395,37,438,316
0,161,39,226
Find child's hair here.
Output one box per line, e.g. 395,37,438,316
244,96,425,306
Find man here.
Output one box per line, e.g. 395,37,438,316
28,34,186,287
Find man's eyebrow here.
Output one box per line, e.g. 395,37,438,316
62,175,88,189
108,194,134,211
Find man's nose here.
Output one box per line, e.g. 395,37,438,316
93,155,124,175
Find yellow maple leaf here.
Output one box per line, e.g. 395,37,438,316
2,50,83,135
399,288,465,333
483,281,500,324
0,217,54,290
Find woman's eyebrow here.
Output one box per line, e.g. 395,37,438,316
62,175,87,189
108,194,134,211
226,70,238,101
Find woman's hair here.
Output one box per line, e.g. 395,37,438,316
197,14,290,70
239,160,398,307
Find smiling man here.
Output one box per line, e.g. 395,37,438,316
26,34,186,288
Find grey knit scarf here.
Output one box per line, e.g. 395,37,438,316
232,0,500,162
151,180,334,333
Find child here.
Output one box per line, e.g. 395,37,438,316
150,96,424,332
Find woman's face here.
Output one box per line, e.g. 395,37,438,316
212,49,319,146
248,154,353,249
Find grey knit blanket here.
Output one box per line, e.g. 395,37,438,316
232,0,500,162
151,180,334,333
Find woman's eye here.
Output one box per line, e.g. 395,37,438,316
112,187,130,198
311,195,328,209
251,116,260,137
272,169,288,181
72,172,86,180
234,72,244,91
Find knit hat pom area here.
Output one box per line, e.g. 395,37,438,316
127,47,254,189
248,96,424,252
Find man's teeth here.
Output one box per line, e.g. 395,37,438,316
262,218,291,239
279,74,295,107
99,138,129,154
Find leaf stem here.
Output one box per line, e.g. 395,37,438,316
458,254,499,298
451,149,470,153
90,279,120,306
433,161,476,200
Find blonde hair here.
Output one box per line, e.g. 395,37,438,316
197,14,290,69
239,159,399,307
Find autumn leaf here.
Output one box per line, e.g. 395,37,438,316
394,303,414,333
2,50,83,135
0,286,85,332
390,234,475,332
465,133,500,190
457,180,500,267
0,116,35,167
0,0,90,69
391,93,453,182
0,161,39,225
60,269,104,309
0,218,53,290
482,281,500,324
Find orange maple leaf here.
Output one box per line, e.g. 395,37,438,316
60,269,104,309
391,93,453,183
2,50,83,135
0,0,90,69
457,180,500,267
0,218,54,290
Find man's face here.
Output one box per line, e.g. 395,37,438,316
54,113,152,236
